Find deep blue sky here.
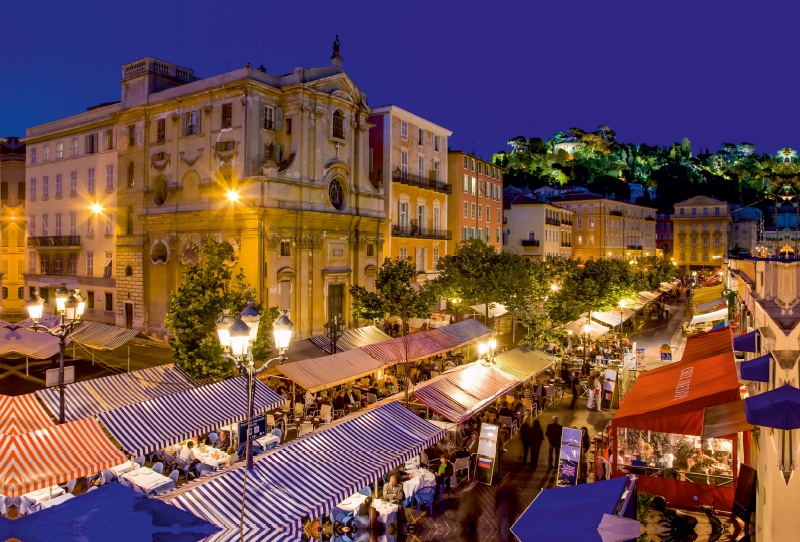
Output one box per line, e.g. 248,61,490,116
1,0,797,160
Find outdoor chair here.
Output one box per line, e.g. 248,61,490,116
544,386,556,408
300,423,314,436
175,458,197,484
151,462,164,474
332,405,345,420
195,463,215,477
366,393,378,404
169,470,180,484
59,478,77,494
353,389,362,401
270,428,283,442
439,475,455,500
134,455,146,467
149,449,165,465
453,456,471,481
284,423,299,440
499,415,518,438
304,401,319,416
414,486,435,516
294,402,305,417
162,452,177,474
431,371,440,379
208,432,219,445
102,469,117,485
267,413,283,432
319,404,333,424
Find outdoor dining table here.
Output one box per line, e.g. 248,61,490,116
39,492,75,511
192,445,231,469
293,416,321,430
337,491,369,514
122,467,175,496
110,461,140,477
371,498,398,523
21,485,65,513
402,468,435,505
255,433,281,450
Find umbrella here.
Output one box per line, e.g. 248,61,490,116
744,385,800,430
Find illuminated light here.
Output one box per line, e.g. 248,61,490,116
583,324,591,334
619,299,627,308
488,338,497,350
226,189,240,203
90,203,104,214
478,343,488,356
550,284,559,291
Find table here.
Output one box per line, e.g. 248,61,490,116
39,492,75,510
21,486,65,513
402,468,435,498
337,491,369,514
123,467,175,496
110,461,140,477
255,433,281,450
371,498,398,523
193,446,231,469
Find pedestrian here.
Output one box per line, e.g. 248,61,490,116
520,416,533,464
459,481,482,540
594,375,603,411
531,418,544,469
545,416,562,469
586,371,596,409
579,427,590,483
495,478,520,542
664,302,671,320
570,373,581,410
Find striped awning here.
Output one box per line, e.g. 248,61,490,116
413,362,520,423
470,303,508,318
439,319,492,345
639,291,660,301
98,377,283,456
68,321,141,351
307,326,391,353
0,394,54,435
0,417,124,497
361,330,461,365
36,364,195,422
564,318,609,341
494,346,558,381
0,327,66,359
278,349,385,393
285,338,332,360
168,402,444,531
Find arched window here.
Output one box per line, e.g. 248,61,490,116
329,178,345,210
126,206,134,235
127,162,135,187
125,265,133,277
152,177,168,206
151,241,168,264
332,110,344,139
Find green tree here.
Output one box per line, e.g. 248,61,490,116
251,306,280,362
165,237,258,380
549,259,638,324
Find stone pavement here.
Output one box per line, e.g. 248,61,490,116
404,393,616,542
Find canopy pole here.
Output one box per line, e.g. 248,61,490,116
128,345,130,372
26,356,28,376
92,349,95,366
73,341,76,359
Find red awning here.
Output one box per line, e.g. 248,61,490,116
680,327,732,363
0,394,54,436
614,348,740,435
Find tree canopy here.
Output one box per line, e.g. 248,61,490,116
350,257,435,324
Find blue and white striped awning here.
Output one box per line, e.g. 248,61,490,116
68,321,141,351
169,401,445,531
36,364,195,422
98,377,284,456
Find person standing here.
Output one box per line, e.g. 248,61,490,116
546,416,563,469
570,373,581,410
495,478,520,542
459,481,482,540
586,371,596,409
520,416,533,464
531,418,544,470
664,302,671,320
594,375,603,411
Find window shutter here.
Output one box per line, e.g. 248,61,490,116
258,104,265,129
84,135,89,154
93,133,98,153
102,130,107,150
276,107,284,131
196,111,201,134
182,113,187,136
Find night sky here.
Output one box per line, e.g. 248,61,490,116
1,0,797,160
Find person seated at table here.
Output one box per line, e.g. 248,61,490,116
343,388,357,405
332,391,345,411
386,381,397,395
462,431,479,456
179,441,201,475
434,455,453,499
212,430,230,451
305,389,316,405
498,400,514,422
383,474,404,503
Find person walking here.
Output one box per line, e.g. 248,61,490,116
520,416,533,464
546,416,563,469
594,375,603,411
459,481,482,540
495,478,520,542
531,418,544,470
586,371,596,410
664,302,671,321
569,373,581,410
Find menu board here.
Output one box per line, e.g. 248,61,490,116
602,369,617,409
557,427,583,486
474,423,499,485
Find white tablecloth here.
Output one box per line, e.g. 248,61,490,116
39,493,74,510
193,446,231,469
402,469,435,497
371,498,398,523
110,461,140,476
337,492,368,513
255,434,280,449
123,468,173,493
21,486,65,507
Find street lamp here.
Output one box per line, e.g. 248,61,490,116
451,297,461,324
619,299,628,335
479,338,497,363
583,323,591,365
215,305,294,471
24,284,85,424
324,314,346,355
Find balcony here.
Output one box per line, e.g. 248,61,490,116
521,239,540,247
645,216,655,221
545,218,560,226
626,245,643,250
610,210,623,217
561,220,573,226
392,170,452,194
391,223,451,240
561,242,572,247
27,236,81,248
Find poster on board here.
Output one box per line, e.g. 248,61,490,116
660,341,672,362
474,423,499,485
557,427,583,486
602,369,617,409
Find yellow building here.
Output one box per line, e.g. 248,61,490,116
671,196,730,273
502,193,573,260
0,137,26,314
25,52,386,338
549,193,657,262
368,106,451,277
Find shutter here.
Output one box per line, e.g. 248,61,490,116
258,103,265,129
276,107,284,131
182,113,187,136
274,144,281,164
102,130,107,150
93,133,98,153
196,111,201,134
84,135,89,154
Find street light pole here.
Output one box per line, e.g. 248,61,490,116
324,314,345,355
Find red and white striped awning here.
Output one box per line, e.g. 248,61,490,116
0,394,54,435
0,417,124,497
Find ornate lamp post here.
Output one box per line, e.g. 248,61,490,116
618,299,628,335
479,338,498,363
583,323,591,366
216,305,293,471
324,314,346,355
24,284,86,424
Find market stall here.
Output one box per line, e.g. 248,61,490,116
0,393,54,435
277,348,385,393
493,346,558,381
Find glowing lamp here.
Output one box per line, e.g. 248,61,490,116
228,316,251,357
478,343,488,356
226,189,240,203
273,310,294,352
73,289,86,318
55,283,70,313
216,309,235,347
26,290,44,322
488,338,497,350
239,301,261,343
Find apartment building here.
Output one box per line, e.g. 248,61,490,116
672,196,730,273
446,151,503,249
503,193,573,260
656,213,673,258
729,205,762,255
369,106,451,276
0,137,26,314
25,52,384,337
549,193,657,261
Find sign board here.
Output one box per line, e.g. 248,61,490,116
238,414,266,444
603,369,617,409
45,366,74,388
557,427,583,486
474,423,499,485
660,341,672,362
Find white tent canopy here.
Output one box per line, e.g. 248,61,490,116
690,308,728,325
565,317,609,340
470,303,508,318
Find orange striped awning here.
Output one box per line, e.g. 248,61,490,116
0,394,54,436
0,417,124,497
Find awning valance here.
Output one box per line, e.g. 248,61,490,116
589,309,635,328
470,303,508,318
0,417,124,497
701,400,753,440
690,308,728,325
494,346,558,381
439,319,492,345
733,330,759,353
36,364,195,422
97,377,284,456
740,353,771,382
0,327,66,359
360,330,460,365
168,402,445,531
308,325,391,353
0,394,54,436
68,321,141,351
285,338,331,360
278,349,384,393
564,318,609,341
413,362,520,423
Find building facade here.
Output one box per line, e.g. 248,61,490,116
25,53,385,338
730,205,763,255
671,196,730,273
502,193,573,260
0,137,27,314
549,193,657,262
368,106,451,276
446,151,503,249
655,213,673,258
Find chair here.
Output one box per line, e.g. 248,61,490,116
331,507,350,523
102,469,117,485
353,389,362,401
453,456,471,481
431,371,440,378
208,432,219,445
282,399,291,410
414,486,435,516
544,386,556,407
134,455,145,467
294,402,305,417
358,486,372,497
271,428,282,442
151,462,164,474
195,463,215,477
499,415,518,438
319,404,332,424
59,478,77,494
162,452,177,474
169,470,180,484
175,458,196,484
300,423,314,436
284,423,299,440
366,393,378,404
267,413,283,432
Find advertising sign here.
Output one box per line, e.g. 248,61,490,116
46,366,75,388
474,423,499,485
635,348,645,368
603,369,617,409
238,414,266,443
557,427,583,486
660,341,672,362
